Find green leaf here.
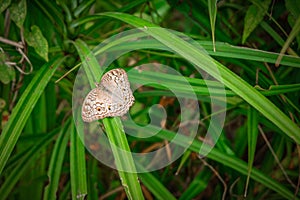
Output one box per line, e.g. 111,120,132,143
87,158,99,200
276,16,300,66
179,168,212,200
104,118,144,200
0,62,15,84
0,51,15,84
124,121,297,200
70,120,88,200
24,25,49,61
33,1,67,35
73,39,144,200
9,0,27,28
0,0,11,13
94,12,299,142
0,56,65,175
73,0,95,18
139,172,176,200
208,0,217,51
43,119,71,200
286,0,300,50
0,129,57,200
242,0,271,43
245,107,258,197
286,0,300,18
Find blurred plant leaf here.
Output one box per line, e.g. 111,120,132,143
208,0,217,51
0,53,15,84
24,25,49,61
139,172,176,200
179,168,212,199
0,0,11,13
70,120,87,200
0,56,65,175
73,0,95,18
96,12,300,142
286,0,300,49
43,119,71,200
285,0,300,19
9,0,26,28
0,129,58,200
245,107,258,197
0,64,15,84
242,0,271,43
276,16,300,66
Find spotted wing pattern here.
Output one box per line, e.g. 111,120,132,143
81,68,135,122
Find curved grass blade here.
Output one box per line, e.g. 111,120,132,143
0,129,58,199
0,56,65,175
276,16,300,66
104,118,144,199
139,172,176,200
73,39,144,200
95,12,300,143
72,16,300,68
124,121,298,200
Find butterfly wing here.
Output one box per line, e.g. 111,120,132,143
81,87,112,122
100,68,135,114
81,69,135,122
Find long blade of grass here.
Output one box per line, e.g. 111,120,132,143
71,21,300,68
43,119,71,200
104,118,144,199
70,120,88,200
25,92,48,200
179,168,212,200
139,172,176,200
124,121,298,200
0,129,58,199
86,12,300,143
208,0,217,52
86,157,99,200
276,16,300,66
73,39,144,200
245,107,259,197
0,56,65,175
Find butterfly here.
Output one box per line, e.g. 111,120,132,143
81,68,135,122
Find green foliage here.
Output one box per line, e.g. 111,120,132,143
0,0,299,200
0,55,15,84
9,0,26,28
242,0,271,43
24,25,49,61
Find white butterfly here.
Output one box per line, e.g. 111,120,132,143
81,68,135,122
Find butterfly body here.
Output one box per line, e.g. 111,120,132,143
82,68,135,122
